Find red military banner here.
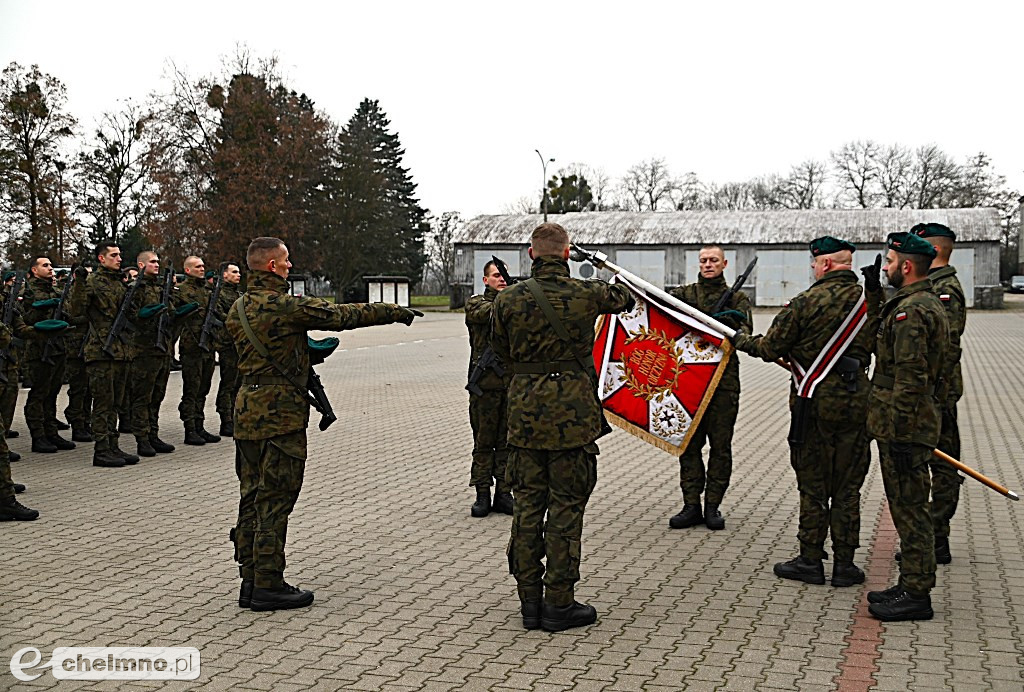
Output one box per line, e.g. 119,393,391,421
593,275,733,455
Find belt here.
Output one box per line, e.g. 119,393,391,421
242,374,294,386
512,360,586,375
872,372,934,396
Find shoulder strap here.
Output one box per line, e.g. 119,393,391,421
235,298,311,397
523,278,592,372
790,288,868,399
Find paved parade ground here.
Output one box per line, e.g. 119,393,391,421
2,306,1023,691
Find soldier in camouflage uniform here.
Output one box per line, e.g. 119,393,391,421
129,251,178,458
667,245,751,531
465,260,513,518
68,241,145,468
907,222,966,564
177,256,220,446
0,273,24,459
866,232,948,622
215,263,243,438
492,223,634,632
733,237,882,587
226,237,420,611
63,267,93,443
22,257,75,454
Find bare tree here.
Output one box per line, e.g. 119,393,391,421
876,144,913,208
501,195,536,214
911,144,960,209
586,165,612,210
774,160,828,209
831,140,880,208
620,157,677,211
421,211,459,294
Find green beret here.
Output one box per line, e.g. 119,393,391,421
138,303,167,319
912,222,956,241
31,298,61,309
2,272,15,283
33,319,69,333
204,270,216,280
887,232,937,258
809,236,856,256
175,302,200,317
308,336,340,366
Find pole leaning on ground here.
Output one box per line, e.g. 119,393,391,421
570,243,1021,503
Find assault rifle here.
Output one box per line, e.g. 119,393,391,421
155,267,175,353
41,269,75,364
466,348,505,396
711,256,757,315
198,263,227,353
0,272,25,383
307,369,337,431
491,255,517,287
102,277,141,358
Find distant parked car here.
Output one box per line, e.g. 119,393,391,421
1010,276,1024,294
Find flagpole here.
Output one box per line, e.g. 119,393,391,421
570,245,737,338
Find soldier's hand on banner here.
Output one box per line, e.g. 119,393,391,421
399,308,424,326
860,254,882,292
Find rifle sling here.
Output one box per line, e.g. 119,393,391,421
234,298,320,411
523,279,593,375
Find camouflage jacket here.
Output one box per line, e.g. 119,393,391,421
465,286,509,391
21,276,62,361
175,276,212,352
68,267,143,363
0,288,36,374
735,270,881,421
215,282,241,351
928,265,966,405
131,272,172,358
866,278,948,446
58,275,86,355
491,256,635,450
226,270,412,440
668,274,752,392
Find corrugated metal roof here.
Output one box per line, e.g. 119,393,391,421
454,208,1003,245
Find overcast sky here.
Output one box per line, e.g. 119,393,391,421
2,0,1021,218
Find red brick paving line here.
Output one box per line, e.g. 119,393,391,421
834,498,898,691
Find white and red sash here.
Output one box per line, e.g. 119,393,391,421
790,290,868,399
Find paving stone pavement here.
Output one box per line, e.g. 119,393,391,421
1,308,1022,691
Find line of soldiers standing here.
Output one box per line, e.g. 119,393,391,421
464,221,967,630
0,240,247,521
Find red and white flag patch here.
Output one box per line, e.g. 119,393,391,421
895,311,908,321
940,294,951,302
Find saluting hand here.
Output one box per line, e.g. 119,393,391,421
860,254,882,292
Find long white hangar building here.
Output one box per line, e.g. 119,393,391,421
452,208,1002,308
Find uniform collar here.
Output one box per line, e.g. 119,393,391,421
28,275,51,287
530,255,570,278
98,266,122,279
247,271,288,292
697,273,727,287
928,265,956,279
893,277,933,299
483,285,499,300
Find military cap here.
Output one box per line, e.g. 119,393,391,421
175,302,200,317
33,319,69,333
205,270,216,280
911,222,956,241
2,271,15,282
308,336,340,366
809,236,856,256
887,232,937,258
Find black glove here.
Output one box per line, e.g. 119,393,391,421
399,308,424,326
74,265,89,280
889,441,913,469
860,254,882,292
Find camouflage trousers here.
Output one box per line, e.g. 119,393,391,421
878,442,936,595
789,412,871,562
130,355,171,439
468,389,509,492
930,403,963,538
0,369,19,432
215,347,240,416
179,349,215,424
86,359,129,453
117,368,132,431
679,388,739,505
24,355,66,439
63,356,92,431
506,444,598,606
232,430,307,589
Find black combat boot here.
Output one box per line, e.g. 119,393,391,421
31,437,58,453
47,434,76,450
773,556,826,585
0,497,39,521
249,582,314,611
136,437,157,458
934,536,952,564
239,580,254,608
669,503,704,529
521,600,541,630
867,584,903,604
184,423,206,446
55,419,70,431
9,451,20,462
93,450,126,468
14,483,25,493
492,491,514,515
219,415,234,438
471,487,491,517
541,601,598,632
868,589,933,621
118,420,132,434
150,437,175,453
72,427,94,442
831,561,865,587
112,446,140,465
5,429,17,438
704,502,725,530
197,425,221,443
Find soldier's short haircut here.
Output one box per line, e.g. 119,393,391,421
29,256,49,272
531,223,570,257
246,237,286,271
96,240,118,258
483,260,497,276
931,236,954,262
137,250,157,264
897,251,931,277
700,244,725,258
183,255,203,271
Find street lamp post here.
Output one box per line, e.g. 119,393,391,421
535,149,555,221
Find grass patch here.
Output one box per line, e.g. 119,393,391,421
410,295,449,307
